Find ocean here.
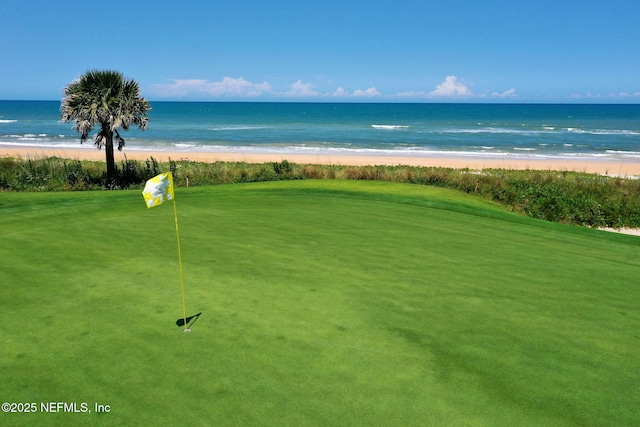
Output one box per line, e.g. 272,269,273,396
1,101,639,160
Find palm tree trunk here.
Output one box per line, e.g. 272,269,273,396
105,131,116,181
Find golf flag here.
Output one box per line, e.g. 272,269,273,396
142,172,175,208
142,171,191,331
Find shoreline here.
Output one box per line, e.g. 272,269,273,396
2,145,640,176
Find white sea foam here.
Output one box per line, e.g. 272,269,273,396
606,150,638,154
0,140,94,149
592,129,640,135
565,128,639,135
437,126,639,136
152,143,553,161
606,150,640,158
0,119,17,123
444,127,540,135
4,138,637,162
371,125,409,129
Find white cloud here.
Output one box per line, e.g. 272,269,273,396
331,87,381,98
395,76,476,99
150,77,271,98
285,80,319,97
491,88,518,98
428,76,473,97
615,91,640,98
352,87,381,97
149,74,527,102
568,91,601,100
569,91,640,101
394,77,522,101
394,90,429,99
331,87,348,97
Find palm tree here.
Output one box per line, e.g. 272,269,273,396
61,70,151,181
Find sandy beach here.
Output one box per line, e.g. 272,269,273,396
2,145,640,177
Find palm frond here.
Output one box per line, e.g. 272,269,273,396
60,69,151,145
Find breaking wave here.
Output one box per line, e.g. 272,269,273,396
371,125,410,129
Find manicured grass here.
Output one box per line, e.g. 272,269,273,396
1,180,639,426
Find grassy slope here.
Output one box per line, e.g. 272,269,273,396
1,180,639,426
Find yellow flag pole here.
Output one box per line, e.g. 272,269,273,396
172,195,188,332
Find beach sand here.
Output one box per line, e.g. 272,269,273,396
2,145,640,177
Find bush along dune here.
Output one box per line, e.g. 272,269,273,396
1,156,639,229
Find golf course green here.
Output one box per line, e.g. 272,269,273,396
1,180,639,426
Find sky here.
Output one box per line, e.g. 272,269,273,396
2,0,640,103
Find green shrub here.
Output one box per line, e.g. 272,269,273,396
2,156,639,229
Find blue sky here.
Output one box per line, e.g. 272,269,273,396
3,0,639,102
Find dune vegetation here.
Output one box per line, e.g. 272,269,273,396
1,156,640,229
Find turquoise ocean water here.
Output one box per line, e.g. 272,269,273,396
1,101,639,160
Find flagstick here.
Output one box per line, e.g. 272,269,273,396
172,196,189,332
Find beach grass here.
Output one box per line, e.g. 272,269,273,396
2,156,640,229
1,180,639,426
